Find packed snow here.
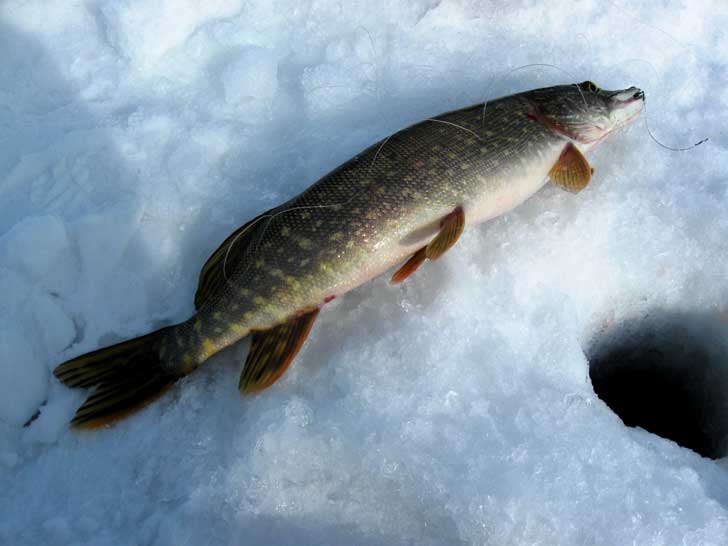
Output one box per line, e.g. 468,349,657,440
1,0,727,544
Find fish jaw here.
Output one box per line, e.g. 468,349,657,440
608,87,645,129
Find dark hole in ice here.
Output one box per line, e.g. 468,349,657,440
588,311,728,460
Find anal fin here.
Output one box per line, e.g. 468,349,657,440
239,308,320,394
549,142,592,193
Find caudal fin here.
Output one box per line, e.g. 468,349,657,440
54,326,177,429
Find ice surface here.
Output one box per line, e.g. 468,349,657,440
1,0,727,544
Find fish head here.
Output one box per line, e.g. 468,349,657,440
527,81,645,146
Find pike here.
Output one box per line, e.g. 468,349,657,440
54,81,645,428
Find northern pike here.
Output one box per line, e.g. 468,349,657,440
54,81,645,428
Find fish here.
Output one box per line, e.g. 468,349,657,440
54,81,645,428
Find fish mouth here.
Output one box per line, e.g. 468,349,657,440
609,86,645,128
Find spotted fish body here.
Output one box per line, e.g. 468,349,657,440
54,82,645,427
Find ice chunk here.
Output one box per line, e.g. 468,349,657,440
0,330,46,426
221,47,279,104
31,293,76,355
3,216,77,296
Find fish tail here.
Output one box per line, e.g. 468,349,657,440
53,326,178,429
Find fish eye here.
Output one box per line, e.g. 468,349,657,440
581,80,599,93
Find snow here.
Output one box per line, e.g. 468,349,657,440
1,0,727,544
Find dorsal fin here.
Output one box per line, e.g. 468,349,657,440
195,210,271,309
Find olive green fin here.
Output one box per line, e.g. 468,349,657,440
391,247,427,284
549,143,593,193
425,206,465,260
195,210,271,310
54,326,177,429
239,308,320,395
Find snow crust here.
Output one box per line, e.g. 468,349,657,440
1,1,727,544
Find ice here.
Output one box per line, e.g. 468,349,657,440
3,215,78,296
1,0,728,544
0,330,46,426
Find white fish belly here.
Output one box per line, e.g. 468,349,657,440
465,141,566,225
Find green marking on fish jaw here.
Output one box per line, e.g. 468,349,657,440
213,326,223,334
300,258,310,267
460,163,471,170
329,232,344,242
298,238,312,249
281,226,291,237
301,211,310,219
241,288,250,297
254,296,266,306
212,312,223,321
255,259,265,269
176,335,185,348
244,312,254,321
194,320,202,334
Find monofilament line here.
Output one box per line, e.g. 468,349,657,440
643,101,709,152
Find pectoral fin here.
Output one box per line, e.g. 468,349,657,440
549,143,592,193
239,308,320,394
425,206,465,260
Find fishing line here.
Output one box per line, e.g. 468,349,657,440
642,100,709,151
483,61,709,152
479,63,586,132
219,59,710,287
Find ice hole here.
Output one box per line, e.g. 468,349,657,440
588,311,728,460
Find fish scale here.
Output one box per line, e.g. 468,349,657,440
53,81,645,427
175,99,549,362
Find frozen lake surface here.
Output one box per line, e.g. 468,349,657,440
1,1,727,544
